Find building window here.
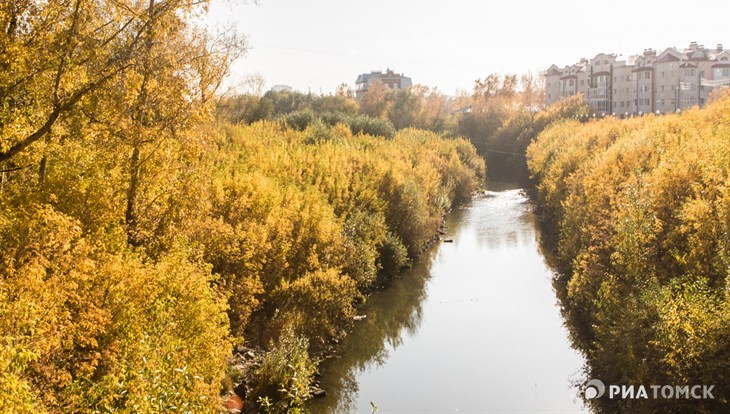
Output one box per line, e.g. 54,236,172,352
683,68,696,76
644,72,651,79
593,101,609,112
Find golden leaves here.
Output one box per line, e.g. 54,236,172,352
528,95,730,401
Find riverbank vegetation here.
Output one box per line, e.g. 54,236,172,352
0,1,486,412
0,118,484,413
527,93,730,413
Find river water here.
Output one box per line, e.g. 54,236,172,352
307,183,587,414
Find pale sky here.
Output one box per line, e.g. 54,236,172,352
208,0,730,95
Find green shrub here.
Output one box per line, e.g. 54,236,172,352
253,327,316,414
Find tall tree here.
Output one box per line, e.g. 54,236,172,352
0,0,245,246
359,80,390,119
0,1,244,186
1,0,141,164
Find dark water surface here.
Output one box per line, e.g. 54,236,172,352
307,183,587,414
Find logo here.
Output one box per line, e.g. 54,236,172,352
585,379,606,399
584,379,715,400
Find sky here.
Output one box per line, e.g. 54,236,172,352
208,0,730,96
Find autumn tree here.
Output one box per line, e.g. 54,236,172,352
358,80,391,119
71,0,244,247
0,0,160,165
1,1,244,247
336,82,355,99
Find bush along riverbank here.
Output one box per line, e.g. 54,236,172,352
526,94,730,414
207,121,485,412
1,109,484,413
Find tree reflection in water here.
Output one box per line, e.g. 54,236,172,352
308,206,470,413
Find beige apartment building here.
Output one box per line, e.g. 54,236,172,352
545,42,730,115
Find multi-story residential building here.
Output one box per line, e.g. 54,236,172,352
545,42,730,115
355,68,412,99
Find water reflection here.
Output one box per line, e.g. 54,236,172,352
308,183,587,414
308,246,438,413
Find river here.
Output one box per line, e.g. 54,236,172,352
307,182,587,414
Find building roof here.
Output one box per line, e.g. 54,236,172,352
544,42,726,81
356,69,410,84
355,73,373,84
545,65,561,76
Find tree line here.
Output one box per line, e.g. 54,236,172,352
218,73,554,182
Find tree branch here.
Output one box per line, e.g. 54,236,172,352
0,63,131,163
0,165,29,173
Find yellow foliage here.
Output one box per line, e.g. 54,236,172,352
0,205,231,413
193,122,484,346
527,96,730,409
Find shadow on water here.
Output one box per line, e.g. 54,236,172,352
308,205,472,413
530,190,726,414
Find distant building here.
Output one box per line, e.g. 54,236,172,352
355,69,412,99
545,42,730,115
271,84,293,93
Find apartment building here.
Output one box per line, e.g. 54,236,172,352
545,42,730,115
355,68,412,99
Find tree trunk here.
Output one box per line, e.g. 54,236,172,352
125,145,141,247
38,156,47,187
